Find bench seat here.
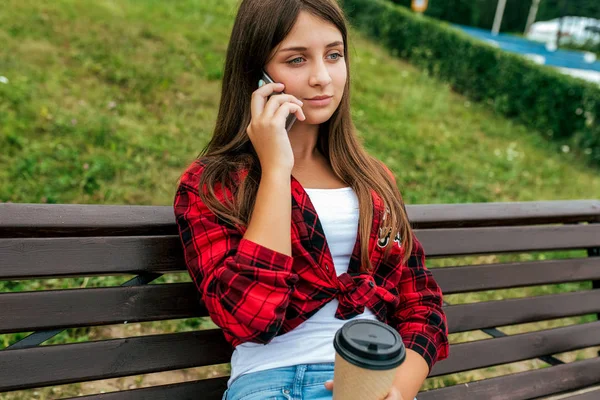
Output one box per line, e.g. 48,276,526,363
1,200,599,399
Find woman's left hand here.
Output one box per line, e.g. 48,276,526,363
324,380,404,400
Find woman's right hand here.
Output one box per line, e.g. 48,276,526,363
247,82,306,174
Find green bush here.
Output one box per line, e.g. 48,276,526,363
342,0,600,166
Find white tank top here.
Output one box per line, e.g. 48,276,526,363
228,187,378,387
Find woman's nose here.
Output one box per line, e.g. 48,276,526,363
309,63,332,86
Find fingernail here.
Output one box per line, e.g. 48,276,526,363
258,79,264,88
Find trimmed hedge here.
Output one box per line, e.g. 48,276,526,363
342,0,600,166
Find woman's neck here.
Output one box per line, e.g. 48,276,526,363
288,122,320,163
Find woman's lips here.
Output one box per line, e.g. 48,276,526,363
305,96,333,107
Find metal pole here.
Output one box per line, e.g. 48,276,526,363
492,0,508,36
556,16,564,48
525,0,541,34
555,0,568,49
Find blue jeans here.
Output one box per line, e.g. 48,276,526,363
222,363,418,400
223,363,335,400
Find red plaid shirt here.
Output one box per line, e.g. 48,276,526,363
174,159,449,370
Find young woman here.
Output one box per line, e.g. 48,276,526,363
174,0,449,399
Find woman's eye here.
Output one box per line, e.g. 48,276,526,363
287,57,304,65
328,53,343,60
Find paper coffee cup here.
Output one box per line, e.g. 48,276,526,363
333,320,406,400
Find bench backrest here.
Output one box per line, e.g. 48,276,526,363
1,200,599,400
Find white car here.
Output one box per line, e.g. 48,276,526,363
527,16,600,46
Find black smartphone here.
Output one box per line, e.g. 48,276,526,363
261,70,297,132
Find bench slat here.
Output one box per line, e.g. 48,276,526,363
1,201,598,238
0,284,206,334
420,224,600,257
57,361,600,400
0,330,231,391
2,283,597,336
0,236,183,279
419,356,600,400
562,387,600,400
434,257,600,294
0,200,600,238
409,200,600,229
430,321,600,377
2,223,599,279
0,204,177,238
9,320,594,390
446,290,600,333
71,377,228,400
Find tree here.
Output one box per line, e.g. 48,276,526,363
388,0,600,33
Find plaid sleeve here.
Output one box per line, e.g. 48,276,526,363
174,168,297,346
389,235,449,371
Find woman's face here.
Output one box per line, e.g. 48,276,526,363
265,11,347,126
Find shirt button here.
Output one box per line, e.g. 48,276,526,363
369,281,375,288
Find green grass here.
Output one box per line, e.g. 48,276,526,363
1,0,599,398
1,0,599,205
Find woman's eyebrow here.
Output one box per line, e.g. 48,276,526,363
279,40,343,53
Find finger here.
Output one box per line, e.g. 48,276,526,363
389,387,403,400
263,94,304,118
250,82,285,120
324,380,333,391
273,103,305,125
285,102,306,122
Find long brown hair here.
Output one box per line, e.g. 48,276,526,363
197,0,414,270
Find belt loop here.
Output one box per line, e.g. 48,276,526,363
292,364,307,399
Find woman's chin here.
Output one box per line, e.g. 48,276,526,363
300,109,335,125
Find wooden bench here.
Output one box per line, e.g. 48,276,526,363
1,200,599,399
